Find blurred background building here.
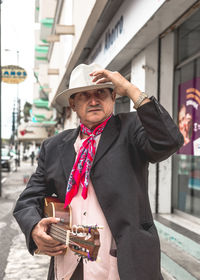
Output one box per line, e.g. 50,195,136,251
18,0,200,278
17,0,57,159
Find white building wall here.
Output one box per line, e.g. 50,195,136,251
48,71,60,105
32,107,53,119
130,38,159,213
130,51,146,105
34,29,48,69
18,124,48,140
130,36,175,214
72,0,96,49
158,32,175,213
49,0,73,105
39,0,57,20
145,40,158,99
33,83,40,99
38,64,49,86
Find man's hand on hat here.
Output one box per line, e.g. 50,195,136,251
90,69,141,98
90,69,150,108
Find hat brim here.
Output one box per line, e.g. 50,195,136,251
55,83,115,107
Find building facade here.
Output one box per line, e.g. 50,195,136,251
18,0,58,157
38,0,200,278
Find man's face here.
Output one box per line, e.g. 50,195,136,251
69,88,116,129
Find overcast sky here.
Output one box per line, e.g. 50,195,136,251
1,0,35,139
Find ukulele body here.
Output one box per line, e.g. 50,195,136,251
44,197,72,226
44,197,100,260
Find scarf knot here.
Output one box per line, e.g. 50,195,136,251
64,115,112,207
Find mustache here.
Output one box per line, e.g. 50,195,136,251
87,105,103,111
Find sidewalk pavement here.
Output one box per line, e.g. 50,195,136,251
0,160,50,280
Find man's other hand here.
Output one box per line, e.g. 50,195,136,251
32,217,67,256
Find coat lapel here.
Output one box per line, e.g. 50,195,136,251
57,115,119,178
93,115,120,167
57,127,80,181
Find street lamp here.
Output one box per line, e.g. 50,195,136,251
4,48,21,167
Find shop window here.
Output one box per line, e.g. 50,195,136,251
173,8,200,218
177,8,200,64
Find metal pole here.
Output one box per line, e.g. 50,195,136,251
12,104,15,145
16,50,20,167
0,0,2,197
4,48,20,168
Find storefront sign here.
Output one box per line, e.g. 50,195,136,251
177,77,200,156
1,65,27,84
105,16,123,51
87,0,166,66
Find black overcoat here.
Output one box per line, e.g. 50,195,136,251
13,97,183,280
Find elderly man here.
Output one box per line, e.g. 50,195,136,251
13,63,183,280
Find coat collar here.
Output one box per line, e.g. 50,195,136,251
57,115,120,178
93,115,120,167
57,126,80,181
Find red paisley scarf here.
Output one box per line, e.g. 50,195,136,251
64,115,112,207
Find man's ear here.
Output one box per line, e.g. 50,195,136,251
112,91,116,101
69,98,76,111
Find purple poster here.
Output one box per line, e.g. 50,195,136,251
177,77,200,156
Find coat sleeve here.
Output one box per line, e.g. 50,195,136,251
131,96,184,163
13,140,53,255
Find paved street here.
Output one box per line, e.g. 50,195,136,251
0,161,50,280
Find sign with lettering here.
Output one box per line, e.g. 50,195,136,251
87,0,166,66
1,65,27,84
104,16,123,51
177,77,200,156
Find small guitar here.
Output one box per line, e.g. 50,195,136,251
42,197,101,261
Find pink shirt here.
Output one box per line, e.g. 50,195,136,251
54,134,120,280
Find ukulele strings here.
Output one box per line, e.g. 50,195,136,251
51,223,90,238
50,224,82,247
50,230,80,247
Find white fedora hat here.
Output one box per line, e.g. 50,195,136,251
56,63,115,107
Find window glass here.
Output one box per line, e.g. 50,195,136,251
173,8,200,218
178,8,200,64
173,57,200,218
